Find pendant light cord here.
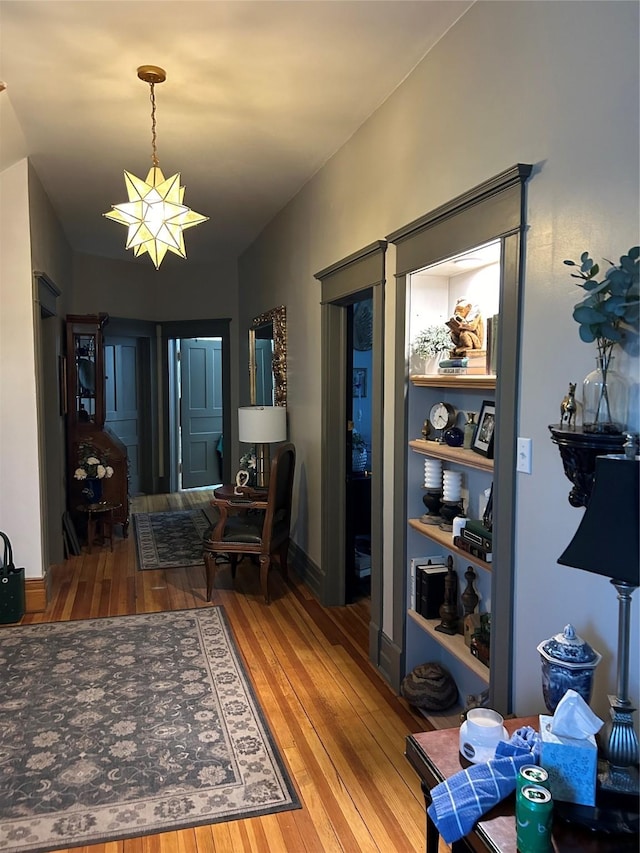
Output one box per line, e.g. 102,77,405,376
149,82,159,168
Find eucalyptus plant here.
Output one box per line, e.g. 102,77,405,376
564,246,639,350
564,246,639,427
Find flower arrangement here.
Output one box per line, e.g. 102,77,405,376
412,324,452,359
74,444,114,481
239,449,257,471
564,246,639,431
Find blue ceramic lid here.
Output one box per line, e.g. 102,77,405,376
536,624,601,669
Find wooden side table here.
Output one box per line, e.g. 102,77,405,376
77,501,122,553
406,716,638,852
213,484,268,501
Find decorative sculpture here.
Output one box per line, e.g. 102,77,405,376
446,298,484,355
435,557,459,636
560,382,578,428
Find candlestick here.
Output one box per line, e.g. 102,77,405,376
443,470,462,503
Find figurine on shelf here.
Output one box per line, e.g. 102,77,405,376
446,298,484,355
460,564,480,643
435,557,459,636
461,565,479,614
560,382,578,428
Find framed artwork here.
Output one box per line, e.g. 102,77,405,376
353,301,373,351
472,399,495,458
353,368,367,398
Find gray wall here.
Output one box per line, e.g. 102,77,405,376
237,1,639,721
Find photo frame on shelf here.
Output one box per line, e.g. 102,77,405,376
472,400,495,458
353,368,367,398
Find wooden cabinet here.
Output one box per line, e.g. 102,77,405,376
66,314,129,537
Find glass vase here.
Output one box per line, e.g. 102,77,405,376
582,355,628,434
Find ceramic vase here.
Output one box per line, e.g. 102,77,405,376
537,623,602,713
83,477,102,504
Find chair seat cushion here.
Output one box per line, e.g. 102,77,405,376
205,514,264,546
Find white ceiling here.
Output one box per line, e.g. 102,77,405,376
0,0,473,267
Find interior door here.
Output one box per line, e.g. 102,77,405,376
180,337,223,489
105,336,142,495
345,297,373,603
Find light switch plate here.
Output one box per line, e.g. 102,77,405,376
517,437,532,474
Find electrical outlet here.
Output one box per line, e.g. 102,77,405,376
517,437,532,474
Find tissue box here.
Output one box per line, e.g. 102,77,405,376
539,714,597,806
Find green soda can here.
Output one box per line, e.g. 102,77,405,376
517,765,549,808
516,784,553,853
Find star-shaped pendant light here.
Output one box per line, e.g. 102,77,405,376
104,66,208,269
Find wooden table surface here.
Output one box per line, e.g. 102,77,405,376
406,715,639,852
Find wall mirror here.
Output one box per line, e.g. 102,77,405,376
249,305,287,406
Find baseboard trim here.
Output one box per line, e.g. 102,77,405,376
379,630,403,693
289,540,322,600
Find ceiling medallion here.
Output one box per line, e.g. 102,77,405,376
104,65,208,269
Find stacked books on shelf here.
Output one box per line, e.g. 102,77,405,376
454,518,493,563
438,350,489,375
413,559,448,618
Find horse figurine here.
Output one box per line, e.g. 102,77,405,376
560,382,577,428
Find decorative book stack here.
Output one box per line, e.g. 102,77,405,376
454,517,493,562
415,561,448,619
438,350,489,375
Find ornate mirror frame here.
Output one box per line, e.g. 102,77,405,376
249,305,287,406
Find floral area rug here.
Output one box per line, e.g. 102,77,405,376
0,608,300,852
133,509,211,570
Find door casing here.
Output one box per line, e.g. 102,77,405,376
385,163,533,705
315,241,386,668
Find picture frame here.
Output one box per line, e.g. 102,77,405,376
472,400,495,458
353,367,367,398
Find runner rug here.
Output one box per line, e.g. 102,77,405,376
133,509,212,570
0,608,300,852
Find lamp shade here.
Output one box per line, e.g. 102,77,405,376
558,455,639,585
238,406,286,443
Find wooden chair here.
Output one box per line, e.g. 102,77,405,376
203,442,296,604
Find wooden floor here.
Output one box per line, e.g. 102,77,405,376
20,489,436,853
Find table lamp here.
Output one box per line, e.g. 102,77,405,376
238,406,287,488
557,454,639,795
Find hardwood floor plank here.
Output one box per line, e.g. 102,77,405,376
13,489,432,852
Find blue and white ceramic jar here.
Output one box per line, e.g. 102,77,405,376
537,624,602,713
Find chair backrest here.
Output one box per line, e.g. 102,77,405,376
262,442,296,547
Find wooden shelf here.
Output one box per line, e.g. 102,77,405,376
408,518,491,572
410,374,496,390
409,440,494,472
408,609,490,684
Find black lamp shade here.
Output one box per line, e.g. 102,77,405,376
558,455,639,585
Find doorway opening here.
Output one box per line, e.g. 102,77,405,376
346,296,373,603
170,337,224,491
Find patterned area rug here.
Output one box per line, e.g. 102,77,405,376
133,509,211,570
0,608,300,852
